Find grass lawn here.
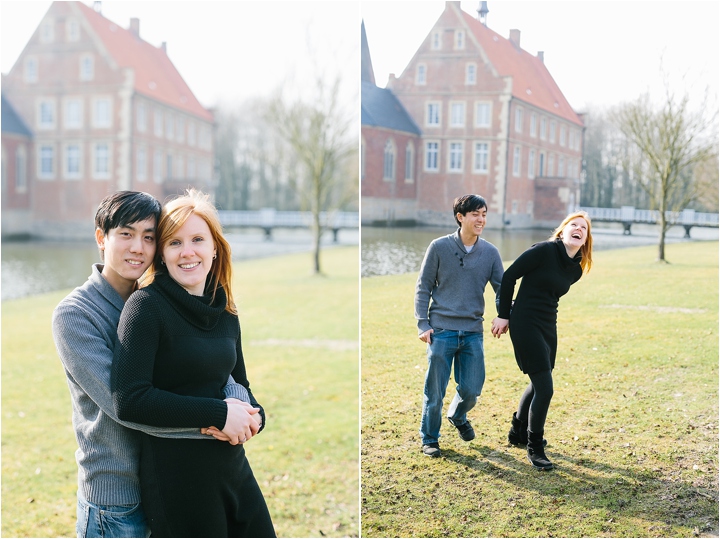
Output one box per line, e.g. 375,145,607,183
361,241,718,538
2,246,359,538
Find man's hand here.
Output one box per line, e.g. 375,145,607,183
419,328,434,344
491,317,509,339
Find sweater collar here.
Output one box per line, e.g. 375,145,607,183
553,238,582,269
91,263,126,313
152,271,227,330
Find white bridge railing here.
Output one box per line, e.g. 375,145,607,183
579,206,719,236
218,209,358,240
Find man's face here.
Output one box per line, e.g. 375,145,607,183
457,207,487,238
95,217,157,292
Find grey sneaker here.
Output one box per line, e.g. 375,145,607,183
422,442,441,458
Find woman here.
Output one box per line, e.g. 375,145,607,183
491,211,593,471
111,189,275,537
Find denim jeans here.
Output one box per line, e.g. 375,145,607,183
76,494,150,538
420,329,485,445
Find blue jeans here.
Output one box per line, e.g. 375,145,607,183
76,494,150,538
420,329,485,445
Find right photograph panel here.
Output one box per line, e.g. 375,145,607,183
360,1,720,537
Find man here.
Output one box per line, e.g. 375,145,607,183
414,194,504,458
52,191,260,538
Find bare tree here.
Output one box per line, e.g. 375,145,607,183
612,83,718,261
267,74,358,274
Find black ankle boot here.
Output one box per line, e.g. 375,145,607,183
508,412,528,445
508,413,547,447
527,430,553,471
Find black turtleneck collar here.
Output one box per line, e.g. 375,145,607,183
152,272,227,330
553,238,582,269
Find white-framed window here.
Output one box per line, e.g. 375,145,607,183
166,153,173,180
454,30,465,50
15,146,27,192
383,139,395,181
465,63,476,85
431,31,442,50
426,102,440,126
24,57,38,83
405,142,414,183
549,120,556,143
176,117,185,143
448,141,463,172
558,155,565,177
560,124,567,146
176,155,184,179
38,99,56,130
136,146,147,182
66,19,80,42
416,64,427,85
528,149,536,179
38,144,55,179
511,200,518,214
515,107,523,133
450,102,465,127
154,109,164,137
187,154,196,179
199,125,211,150
188,121,196,146
425,141,439,172
136,102,147,132
569,130,575,151
93,98,112,128
540,117,547,140
539,152,545,177
80,54,94,81
64,98,83,129
475,102,491,128
473,141,489,173
64,143,82,179
526,201,534,215
548,154,554,176
40,19,54,43
530,113,537,137
512,146,521,176
165,113,174,140
153,150,163,183
93,143,110,179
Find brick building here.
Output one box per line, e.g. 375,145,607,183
362,1,585,229
1,1,214,239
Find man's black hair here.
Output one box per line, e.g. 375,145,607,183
94,191,161,235
453,194,487,226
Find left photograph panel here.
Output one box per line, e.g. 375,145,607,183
1,2,360,537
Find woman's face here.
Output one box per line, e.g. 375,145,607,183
161,213,216,295
560,217,589,252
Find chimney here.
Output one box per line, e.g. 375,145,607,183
161,41,167,54
509,29,520,48
129,18,140,38
93,1,102,13
537,51,544,63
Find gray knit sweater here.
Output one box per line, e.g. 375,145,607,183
52,264,250,505
415,230,504,334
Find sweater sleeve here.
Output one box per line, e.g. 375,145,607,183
111,292,229,430
52,301,210,440
497,242,546,318
414,241,439,334
489,248,505,314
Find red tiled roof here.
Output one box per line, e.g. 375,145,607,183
75,1,213,122
461,10,582,126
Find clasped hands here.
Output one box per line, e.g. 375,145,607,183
490,317,509,339
201,398,262,445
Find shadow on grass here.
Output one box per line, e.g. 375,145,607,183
435,442,719,536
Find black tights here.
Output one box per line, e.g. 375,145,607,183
516,369,554,434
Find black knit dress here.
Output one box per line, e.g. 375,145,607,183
111,272,275,538
497,239,582,374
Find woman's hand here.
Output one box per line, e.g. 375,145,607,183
491,317,509,339
203,400,262,442
217,398,262,445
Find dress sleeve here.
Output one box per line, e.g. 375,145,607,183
414,242,439,334
111,292,228,430
497,242,547,318
52,300,211,439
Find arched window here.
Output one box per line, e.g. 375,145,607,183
383,139,395,181
405,142,414,183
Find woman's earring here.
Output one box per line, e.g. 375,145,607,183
213,253,217,260
161,259,165,265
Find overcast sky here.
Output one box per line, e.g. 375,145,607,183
1,1,360,110
362,1,719,113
